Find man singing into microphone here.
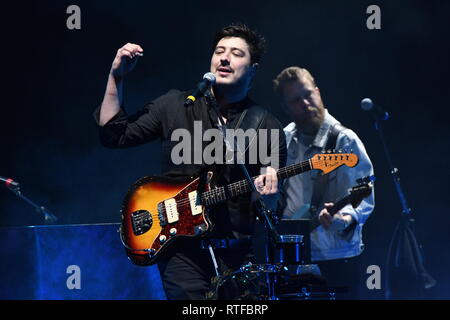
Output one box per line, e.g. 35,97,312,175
273,66,374,299
94,23,286,300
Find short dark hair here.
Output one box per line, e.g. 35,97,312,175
212,23,266,64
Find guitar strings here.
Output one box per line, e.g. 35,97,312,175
156,161,313,211
156,156,350,211
129,157,350,221
133,159,344,219
154,158,348,215
161,160,313,209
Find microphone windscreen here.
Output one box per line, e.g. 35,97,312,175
203,72,216,84
361,98,374,111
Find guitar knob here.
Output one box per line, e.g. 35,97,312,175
170,228,177,235
159,235,167,243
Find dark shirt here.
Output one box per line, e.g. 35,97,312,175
94,89,286,238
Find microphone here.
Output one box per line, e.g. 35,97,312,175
184,72,216,106
361,98,389,120
0,176,20,189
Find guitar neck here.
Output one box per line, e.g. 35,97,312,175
201,159,312,206
307,192,352,231
327,195,351,217
327,181,373,217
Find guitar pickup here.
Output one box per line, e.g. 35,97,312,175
188,191,203,216
131,210,152,236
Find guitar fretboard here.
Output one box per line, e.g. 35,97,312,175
201,159,312,206
328,196,351,216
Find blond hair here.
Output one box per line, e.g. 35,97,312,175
273,66,317,96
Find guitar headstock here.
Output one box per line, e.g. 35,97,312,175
348,175,375,208
310,150,359,174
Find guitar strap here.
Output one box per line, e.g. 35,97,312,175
233,105,268,153
234,108,249,131
309,123,347,228
276,123,347,221
195,100,249,187
202,105,267,275
209,105,267,185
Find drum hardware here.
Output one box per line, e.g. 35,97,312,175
206,261,341,300
273,234,305,265
206,263,287,300
207,219,341,300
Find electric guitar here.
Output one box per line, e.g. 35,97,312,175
120,152,359,266
311,175,375,229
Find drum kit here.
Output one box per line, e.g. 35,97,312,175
207,220,345,300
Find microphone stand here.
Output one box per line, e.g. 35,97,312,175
205,91,282,300
4,181,58,224
373,119,411,216
370,116,435,298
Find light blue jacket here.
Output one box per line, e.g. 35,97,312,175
282,110,375,262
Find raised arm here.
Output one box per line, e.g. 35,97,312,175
99,43,144,126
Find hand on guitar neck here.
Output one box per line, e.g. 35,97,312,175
319,203,353,232
316,175,375,232
254,166,278,195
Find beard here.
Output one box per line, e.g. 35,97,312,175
295,106,325,135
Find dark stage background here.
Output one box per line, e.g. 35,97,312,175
1,0,449,299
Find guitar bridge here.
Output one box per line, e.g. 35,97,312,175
158,203,167,226
131,210,152,236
